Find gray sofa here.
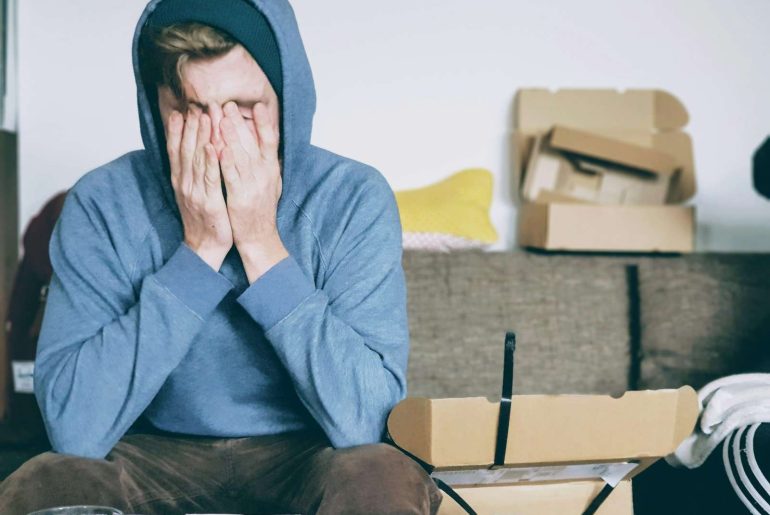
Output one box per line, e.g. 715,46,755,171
404,251,770,398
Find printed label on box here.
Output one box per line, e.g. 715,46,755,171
432,461,639,488
12,361,35,394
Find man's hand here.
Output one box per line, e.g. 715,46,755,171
167,107,233,271
220,101,289,283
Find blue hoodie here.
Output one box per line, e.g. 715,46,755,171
34,0,409,459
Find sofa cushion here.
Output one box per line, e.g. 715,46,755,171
402,251,632,398
637,255,770,390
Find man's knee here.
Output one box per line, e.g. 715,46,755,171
16,451,118,485
0,452,124,514
328,443,422,480
320,443,442,514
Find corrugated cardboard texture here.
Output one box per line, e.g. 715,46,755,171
388,387,698,469
439,479,633,515
402,251,632,398
517,203,695,253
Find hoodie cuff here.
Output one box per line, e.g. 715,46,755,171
153,243,234,319
237,256,316,330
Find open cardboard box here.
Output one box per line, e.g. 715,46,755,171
523,125,681,206
514,89,697,253
387,387,699,515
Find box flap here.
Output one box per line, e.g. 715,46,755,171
387,397,433,463
387,387,699,469
549,125,679,176
440,480,633,515
515,89,689,131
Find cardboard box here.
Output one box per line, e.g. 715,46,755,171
514,89,697,253
518,203,695,254
440,480,632,515
523,126,680,206
387,387,698,515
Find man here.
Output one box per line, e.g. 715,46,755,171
0,0,442,513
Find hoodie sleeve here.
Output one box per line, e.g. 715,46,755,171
34,189,233,459
237,176,409,448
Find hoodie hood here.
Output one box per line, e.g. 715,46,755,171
131,0,317,211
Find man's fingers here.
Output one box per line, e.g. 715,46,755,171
223,102,259,156
197,112,212,153
180,108,201,189
166,110,183,181
253,103,279,161
203,143,221,192
193,114,212,187
220,145,240,190
220,116,252,176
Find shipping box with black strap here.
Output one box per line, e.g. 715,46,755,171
513,88,697,253
387,334,699,514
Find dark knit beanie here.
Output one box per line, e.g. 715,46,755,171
145,0,283,101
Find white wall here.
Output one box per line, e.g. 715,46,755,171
18,0,770,251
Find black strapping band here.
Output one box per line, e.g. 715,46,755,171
434,478,478,515
387,331,519,513
582,483,616,515
494,331,517,468
384,429,477,515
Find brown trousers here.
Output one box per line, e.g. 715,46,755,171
0,430,442,515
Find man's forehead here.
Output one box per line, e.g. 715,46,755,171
179,45,268,106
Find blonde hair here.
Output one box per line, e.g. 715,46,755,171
141,22,237,100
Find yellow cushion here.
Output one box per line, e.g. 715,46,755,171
395,168,498,244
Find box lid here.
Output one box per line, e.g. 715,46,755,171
516,89,688,131
513,89,696,203
548,125,680,177
387,387,698,473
